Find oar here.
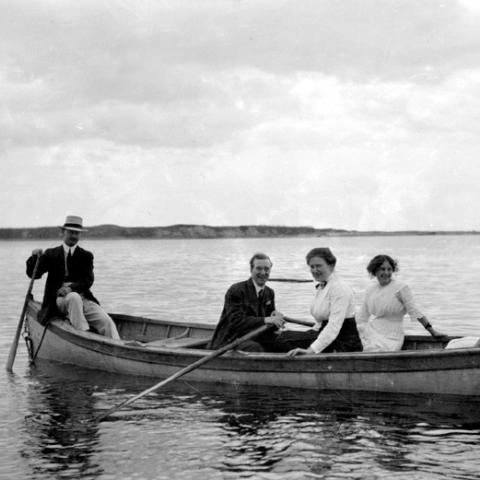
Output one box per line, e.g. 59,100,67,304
284,316,316,328
269,278,313,283
95,323,273,421
6,254,41,372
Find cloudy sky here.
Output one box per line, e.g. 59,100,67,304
2,0,480,230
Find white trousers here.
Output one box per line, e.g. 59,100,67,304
56,292,120,340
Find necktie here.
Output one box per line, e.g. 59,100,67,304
258,289,265,317
66,248,73,279
316,281,327,289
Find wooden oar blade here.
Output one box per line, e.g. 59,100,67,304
6,255,41,372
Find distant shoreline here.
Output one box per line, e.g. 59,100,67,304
0,224,479,240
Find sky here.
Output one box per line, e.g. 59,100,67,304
2,0,480,231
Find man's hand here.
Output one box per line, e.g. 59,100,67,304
265,311,285,329
32,248,43,256
57,285,72,297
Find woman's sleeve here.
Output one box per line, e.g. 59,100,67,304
396,285,424,319
309,285,352,353
355,292,370,345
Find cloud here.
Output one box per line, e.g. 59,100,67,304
2,139,479,230
1,1,480,230
2,1,480,152
457,0,480,14
4,65,480,152
4,1,480,83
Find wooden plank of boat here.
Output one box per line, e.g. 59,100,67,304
24,298,480,396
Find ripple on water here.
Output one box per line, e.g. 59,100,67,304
4,236,480,479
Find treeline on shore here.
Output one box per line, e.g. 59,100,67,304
0,224,479,240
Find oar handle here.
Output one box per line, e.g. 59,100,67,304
96,323,273,421
284,316,316,327
6,254,41,372
269,278,313,283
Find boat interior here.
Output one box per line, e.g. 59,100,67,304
110,313,454,352
112,313,213,350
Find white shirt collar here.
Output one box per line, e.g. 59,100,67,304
316,272,337,290
63,244,78,255
251,279,265,296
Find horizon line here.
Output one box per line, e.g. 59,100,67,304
0,223,479,233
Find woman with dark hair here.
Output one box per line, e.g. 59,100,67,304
284,247,362,356
356,254,443,352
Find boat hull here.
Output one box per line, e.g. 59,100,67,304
25,299,480,395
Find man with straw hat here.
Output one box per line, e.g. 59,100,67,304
26,215,120,339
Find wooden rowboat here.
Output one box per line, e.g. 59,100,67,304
24,298,480,396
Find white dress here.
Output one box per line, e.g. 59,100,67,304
356,279,424,352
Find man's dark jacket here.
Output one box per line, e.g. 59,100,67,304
26,245,99,324
208,278,275,349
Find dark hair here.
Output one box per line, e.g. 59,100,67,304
366,255,398,275
249,252,272,269
305,248,337,267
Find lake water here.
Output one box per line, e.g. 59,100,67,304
2,235,480,479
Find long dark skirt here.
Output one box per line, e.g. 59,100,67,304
238,330,292,352
279,318,363,353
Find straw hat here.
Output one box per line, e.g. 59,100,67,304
61,215,88,232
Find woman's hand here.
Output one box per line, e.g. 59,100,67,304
287,347,315,357
428,327,446,337
419,317,446,338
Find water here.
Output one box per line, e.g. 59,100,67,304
2,235,480,479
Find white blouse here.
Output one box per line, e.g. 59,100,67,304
309,274,356,353
356,279,424,352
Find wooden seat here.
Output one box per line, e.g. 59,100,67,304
145,337,210,349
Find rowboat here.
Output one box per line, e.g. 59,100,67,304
24,297,480,396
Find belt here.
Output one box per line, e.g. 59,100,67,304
316,317,355,329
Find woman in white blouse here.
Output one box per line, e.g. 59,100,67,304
285,248,362,356
356,254,443,352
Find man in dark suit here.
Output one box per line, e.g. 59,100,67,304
208,252,287,352
26,215,120,339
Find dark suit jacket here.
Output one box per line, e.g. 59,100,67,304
26,245,99,324
208,278,276,349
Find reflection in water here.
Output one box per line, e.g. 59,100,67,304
130,380,480,478
4,236,480,479
18,361,480,480
208,387,398,476
21,364,102,478
196,385,480,478
217,402,287,473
